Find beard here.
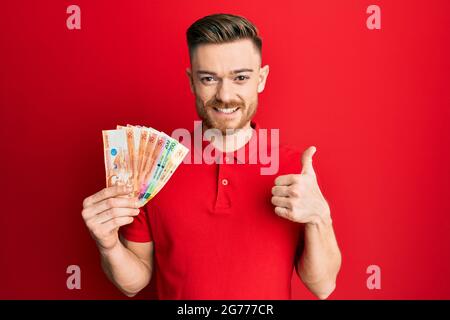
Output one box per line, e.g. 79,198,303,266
195,94,257,135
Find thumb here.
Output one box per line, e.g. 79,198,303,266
301,146,317,175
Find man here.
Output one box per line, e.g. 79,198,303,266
81,13,341,299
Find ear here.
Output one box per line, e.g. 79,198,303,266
186,67,194,94
257,65,270,93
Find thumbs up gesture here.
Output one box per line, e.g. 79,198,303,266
271,146,331,224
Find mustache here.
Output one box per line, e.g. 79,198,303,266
205,98,245,109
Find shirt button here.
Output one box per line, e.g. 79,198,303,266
221,179,228,186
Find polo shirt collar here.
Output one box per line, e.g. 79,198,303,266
191,121,261,165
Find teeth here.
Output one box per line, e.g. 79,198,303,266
216,107,238,114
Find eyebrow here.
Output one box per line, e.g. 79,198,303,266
196,68,254,76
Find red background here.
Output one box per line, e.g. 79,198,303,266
1,0,449,299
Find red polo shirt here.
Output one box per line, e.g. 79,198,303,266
120,122,304,299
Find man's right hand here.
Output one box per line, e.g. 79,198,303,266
82,185,140,252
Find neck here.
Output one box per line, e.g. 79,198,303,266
203,122,253,153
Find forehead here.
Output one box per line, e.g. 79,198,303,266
191,39,260,72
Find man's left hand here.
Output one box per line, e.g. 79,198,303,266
271,146,331,225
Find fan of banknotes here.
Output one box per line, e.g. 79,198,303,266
102,125,189,207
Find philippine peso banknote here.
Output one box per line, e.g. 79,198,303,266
102,125,188,207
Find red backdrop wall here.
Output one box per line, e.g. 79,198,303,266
1,0,449,299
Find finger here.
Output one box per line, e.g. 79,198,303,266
82,196,138,221
83,184,133,208
88,197,139,217
271,196,292,209
274,206,290,217
102,216,135,233
274,174,298,186
271,185,290,197
301,146,317,175
94,207,140,224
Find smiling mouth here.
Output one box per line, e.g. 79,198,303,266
213,107,240,114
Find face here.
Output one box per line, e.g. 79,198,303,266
187,39,269,134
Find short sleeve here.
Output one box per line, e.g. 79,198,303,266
119,203,153,242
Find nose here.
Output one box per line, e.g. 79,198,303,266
215,79,234,103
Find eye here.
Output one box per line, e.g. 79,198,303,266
234,75,250,82
200,76,217,84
